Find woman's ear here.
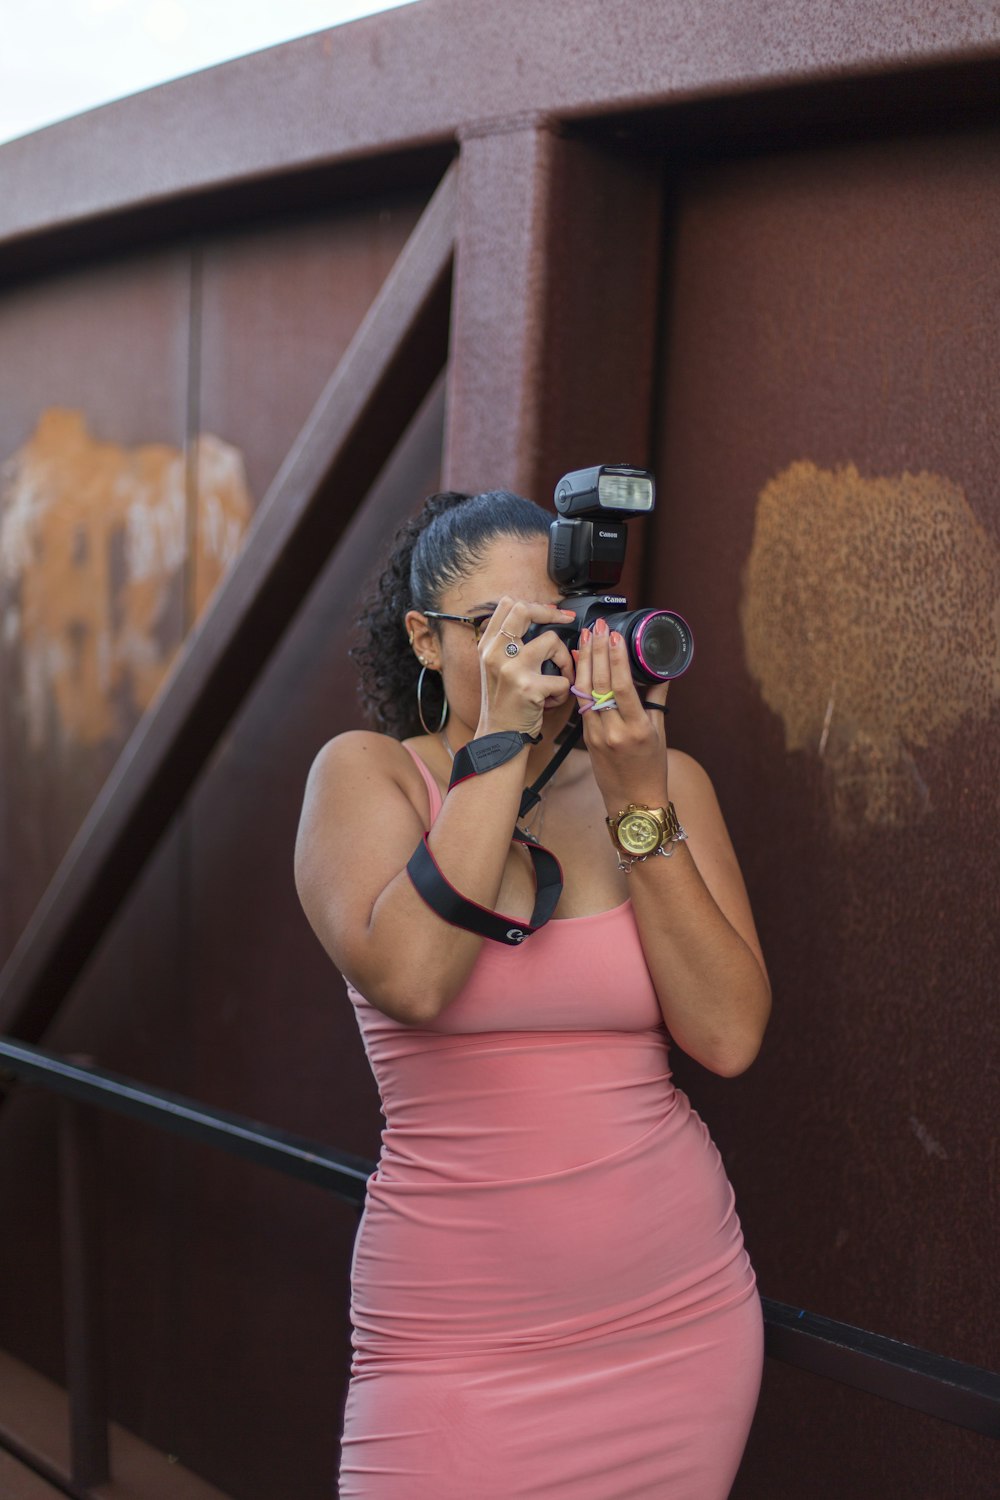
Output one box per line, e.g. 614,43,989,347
404,610,438,670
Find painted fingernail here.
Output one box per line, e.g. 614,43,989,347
594,617,608,635
580,627,591,644
610,630,623,646
571,649,580,663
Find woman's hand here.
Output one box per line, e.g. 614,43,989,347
476,597,577,738
573,616,670,810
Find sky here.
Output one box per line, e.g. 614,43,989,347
0,0,421,148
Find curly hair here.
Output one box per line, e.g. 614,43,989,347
351,489,553,738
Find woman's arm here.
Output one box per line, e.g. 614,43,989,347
295,730,528,1025
625,749,771,1077
573,618,771,1077
295,597,576,1025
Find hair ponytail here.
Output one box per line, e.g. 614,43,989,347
350,488,551,739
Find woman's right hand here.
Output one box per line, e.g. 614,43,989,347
475,596,577,738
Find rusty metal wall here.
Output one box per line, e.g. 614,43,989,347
1,4,999,1496
0,251,194,967
652,125,1000,1497
3,0,997,267
0,193,440,1499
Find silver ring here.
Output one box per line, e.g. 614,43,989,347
592,697,618,711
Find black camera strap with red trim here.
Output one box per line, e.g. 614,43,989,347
405,721,584,945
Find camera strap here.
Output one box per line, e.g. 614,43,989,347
516,718,583,818
406,721,584,945
448,728,542,787
407,832,562,945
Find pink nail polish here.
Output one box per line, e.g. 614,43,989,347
610,630,623,646
580,627,591,644
595,617,608,636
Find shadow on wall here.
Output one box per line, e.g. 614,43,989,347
0,408,252,750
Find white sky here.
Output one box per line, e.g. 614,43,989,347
0,0,421,147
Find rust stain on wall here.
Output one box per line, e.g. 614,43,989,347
740,461,1000,833
0,408,252,747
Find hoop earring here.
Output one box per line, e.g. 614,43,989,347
416,666,448,734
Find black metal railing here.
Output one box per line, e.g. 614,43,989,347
0,1037,997,1498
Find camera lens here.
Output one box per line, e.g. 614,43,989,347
628,610,693,681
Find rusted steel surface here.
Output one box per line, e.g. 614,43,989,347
0,380,446,1496
0,174,446,1494
58,1090,110,1487
0,1346,236,1498
0,190,425,983
91,386,445,1498
444,129,664,523
654,125,1000,1496
760,1298,1000,1437
0,0,998,263
196,195,425,504
0,168,454,1042
0,0,997,1495
444,123,560,498
0,252,194,972
735,1359,997,1498
0,1449,67,1499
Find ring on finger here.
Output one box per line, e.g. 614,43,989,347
592,696,618,712
591,689,616,706
499,627,521,656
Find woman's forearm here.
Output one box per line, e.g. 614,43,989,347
362,753,530,1019
627,845,771,1076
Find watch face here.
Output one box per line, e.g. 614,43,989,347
617,810,661,855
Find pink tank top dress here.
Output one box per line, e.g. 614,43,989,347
339,743,763,1500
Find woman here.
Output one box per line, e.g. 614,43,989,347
295,489,771,1499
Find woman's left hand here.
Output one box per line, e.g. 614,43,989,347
572,616,670,811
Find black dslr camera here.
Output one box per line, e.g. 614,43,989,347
526,464,693,683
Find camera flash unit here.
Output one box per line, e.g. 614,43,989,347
530,462,692,682
553,465,655,518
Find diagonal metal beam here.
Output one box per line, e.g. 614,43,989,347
0,162,457,1044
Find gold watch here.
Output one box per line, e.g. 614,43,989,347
606,802,686,870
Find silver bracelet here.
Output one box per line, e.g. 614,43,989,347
616,826,688,874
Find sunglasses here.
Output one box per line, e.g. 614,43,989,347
422,610,493,643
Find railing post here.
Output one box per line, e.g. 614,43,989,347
58,1067,111,1488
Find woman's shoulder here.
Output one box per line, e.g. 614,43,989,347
666,744,724,817
311,727,398,764
308,728,417,785
665,747,742,872
304,729,435,822
666,744,710,787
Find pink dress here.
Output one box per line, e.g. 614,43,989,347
339,744,763,1499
